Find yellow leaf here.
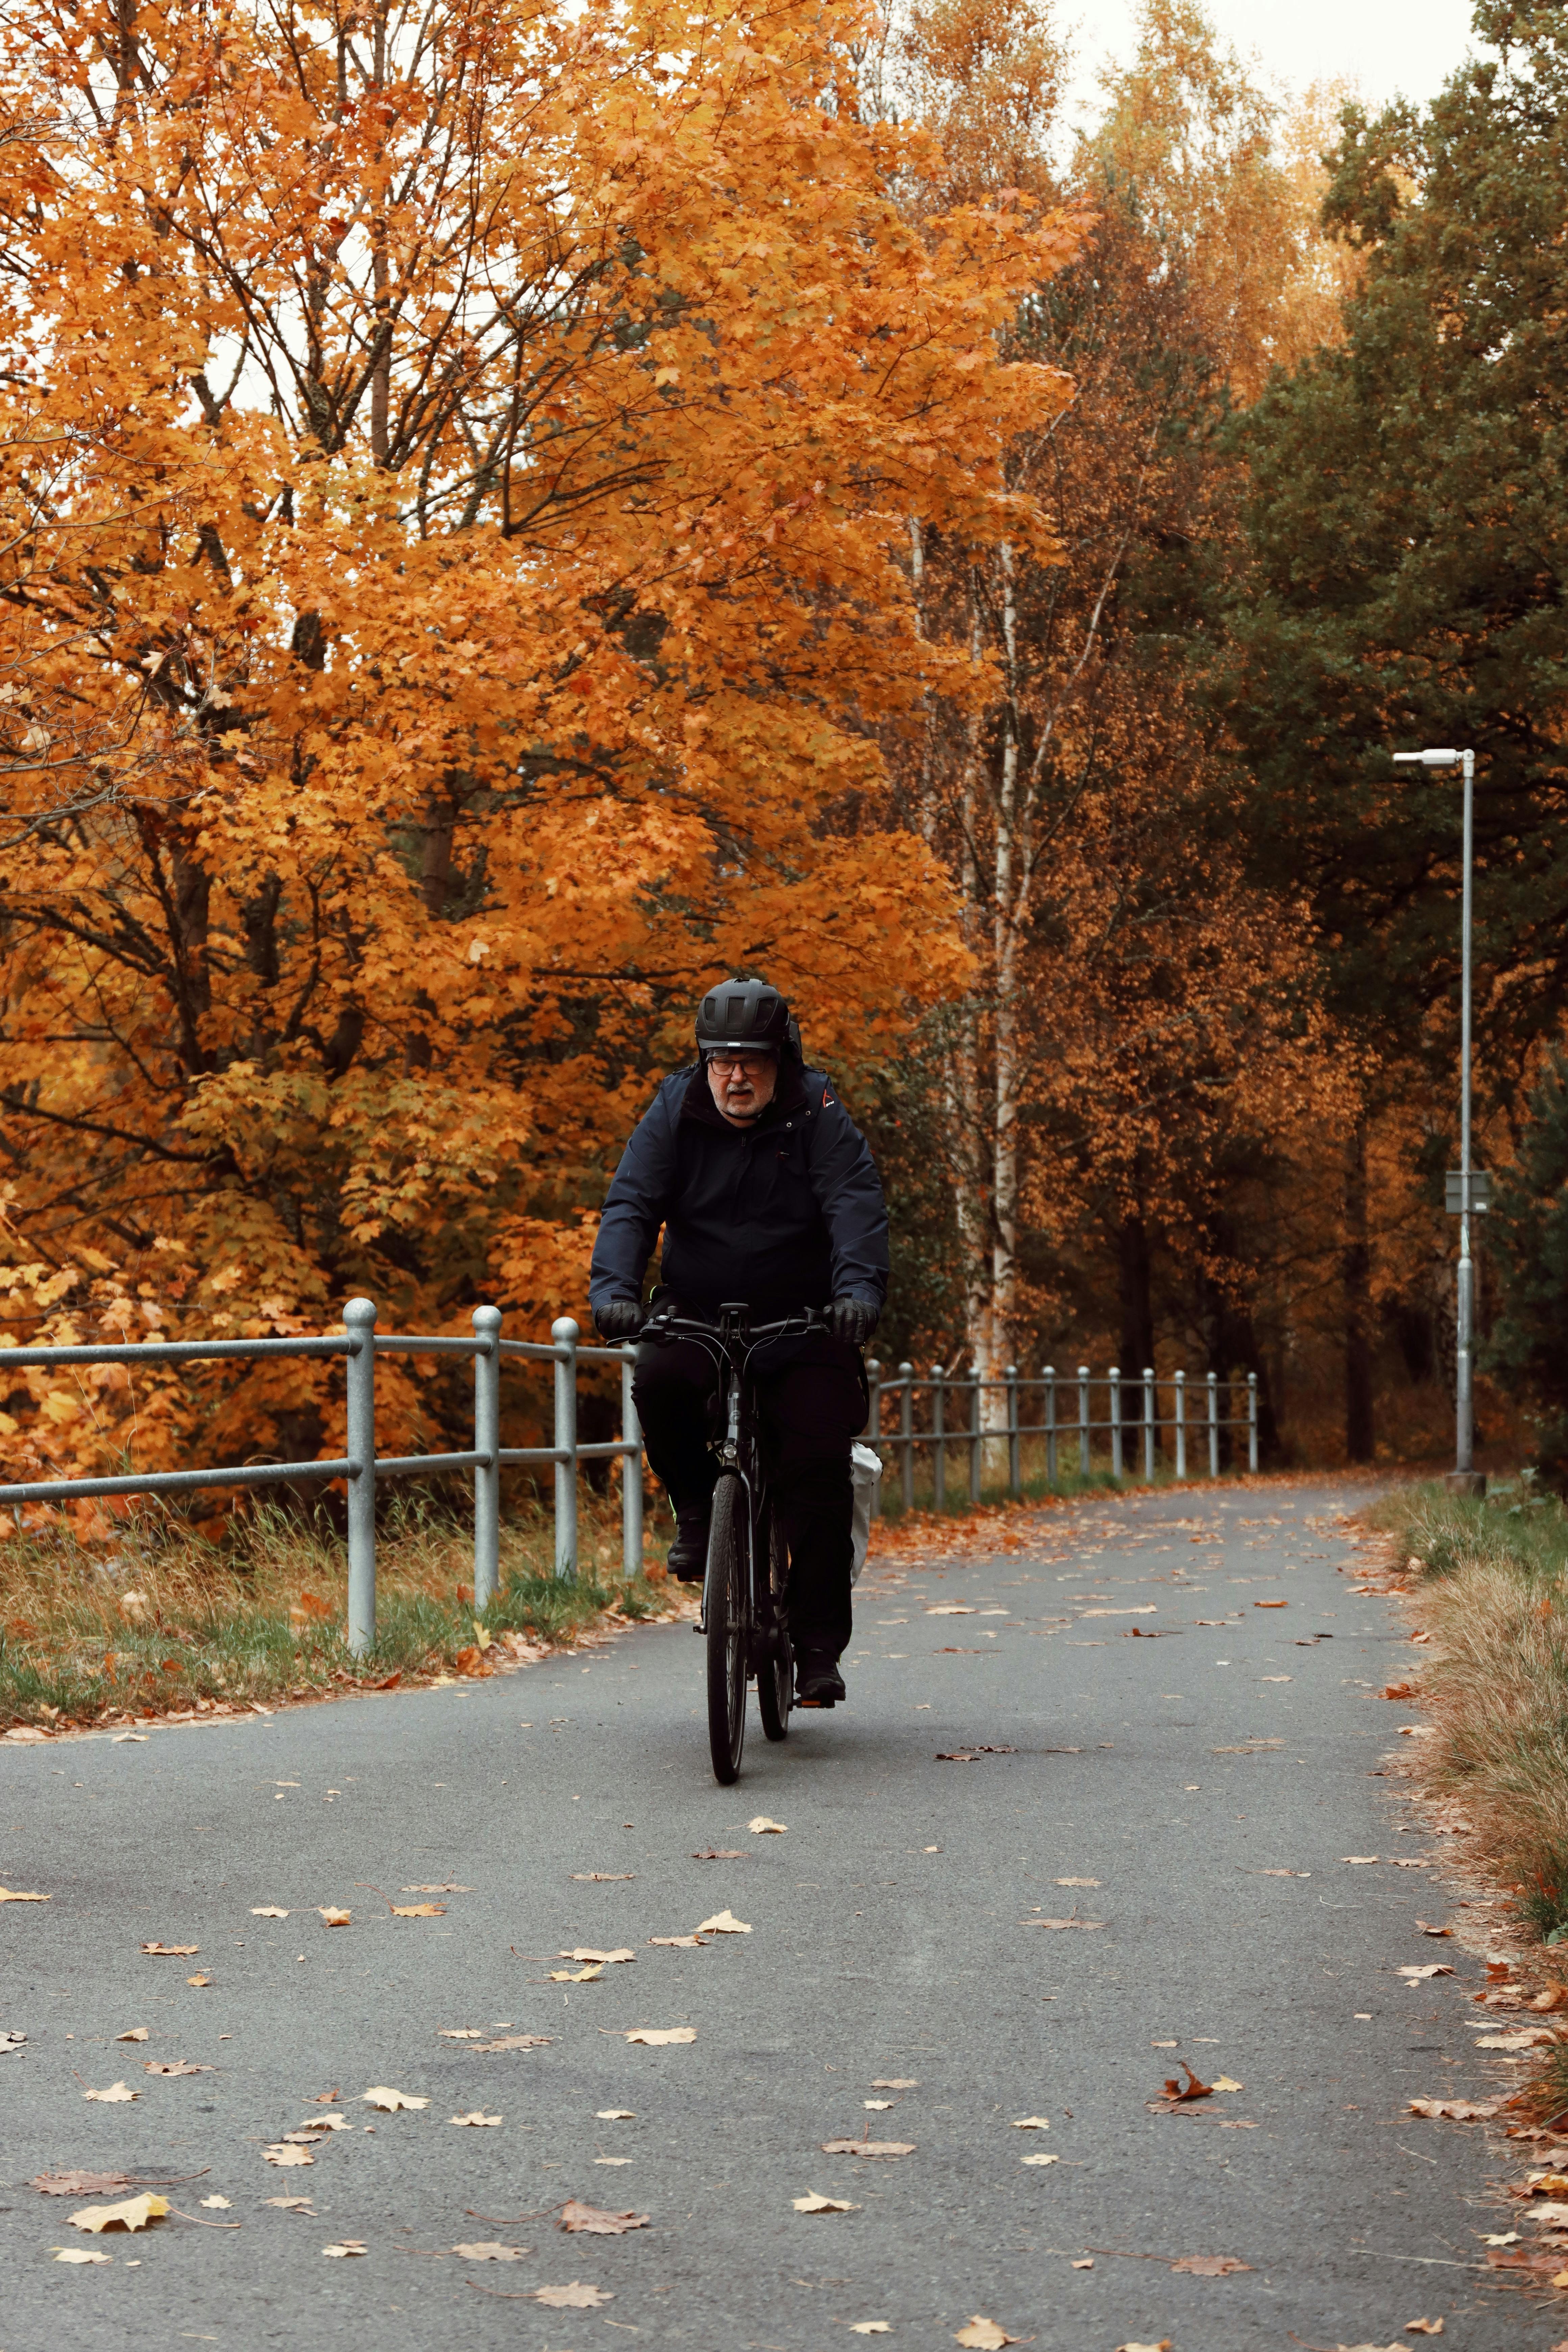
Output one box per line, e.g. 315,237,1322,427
69,2193,168,2234
361,2085,428,2110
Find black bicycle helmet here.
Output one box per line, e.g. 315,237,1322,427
694,977,791,1056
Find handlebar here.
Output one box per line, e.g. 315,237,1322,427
643,1306,825,1344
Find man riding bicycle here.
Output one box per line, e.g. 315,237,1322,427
588,979,887,1708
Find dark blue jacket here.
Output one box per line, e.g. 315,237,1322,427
589,1057,889,1321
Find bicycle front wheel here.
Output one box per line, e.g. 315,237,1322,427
756,1502,792,1743
704,1473,748,1785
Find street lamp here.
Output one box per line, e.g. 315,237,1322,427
1392,746,1485,1492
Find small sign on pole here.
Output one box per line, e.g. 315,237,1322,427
1444,1171,1491,1215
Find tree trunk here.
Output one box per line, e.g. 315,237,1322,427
1343,1118,1375,1464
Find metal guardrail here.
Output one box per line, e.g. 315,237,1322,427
0,1301,640,1658
862,1361,1259,1514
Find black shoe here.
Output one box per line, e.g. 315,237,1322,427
795,1652,846,1708
666,1503,711,1584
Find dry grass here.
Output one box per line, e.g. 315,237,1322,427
0,1489,672,1736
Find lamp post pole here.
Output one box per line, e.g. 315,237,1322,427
1394,745,1481,1488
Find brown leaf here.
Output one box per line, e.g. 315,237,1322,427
1532,1985,1568,2014
873,2078,920,2089
954,2320,1019,2349
558,2200,650,2234
1163,2063,1213,2102
1170,2254,1250,2275
1024,1917,1105,1931
263,2146,314,2166
318,1908,351,1927
362,2086,428,2110
691,1850,744,1860
648,1933,705,1947
33,2172,133,2198
0,1886,49,1903
263,2196,315,2213
402,1883,473,1893
1397,1964,1455,1982
1408,2096,1504,2120
1382,1682,1418,1699
530,2283,615,2307
694,1910,750,1935
82,2081,139,2103
792,2191,858,2213
143,2060,214,2076
114,2028,149,2041
453,1646,493,1677
561,1948,635,1964
392,1904,447,1917
820,2139,915,2158
550,1964,603,1982
1403,2332,1444,2342
571,1872,636,1881
453,2243,527,2261
140,1942,198,1956
1415,1920,1454,1937
622,2027,695,2045
1253,1599,1288,1608
473,2034,552,2053
322,2241,367,2257
187,1973,212,1987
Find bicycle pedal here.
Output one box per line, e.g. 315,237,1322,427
796,1695,835,1709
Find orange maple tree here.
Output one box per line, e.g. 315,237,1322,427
0,0,1079,1494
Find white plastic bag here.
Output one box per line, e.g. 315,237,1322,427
849,1442,883,1585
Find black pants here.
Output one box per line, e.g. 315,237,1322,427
633,1329,865,1658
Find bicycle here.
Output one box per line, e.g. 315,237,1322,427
640,1300,822,1785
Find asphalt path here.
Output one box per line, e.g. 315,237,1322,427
0,1477,1548,2349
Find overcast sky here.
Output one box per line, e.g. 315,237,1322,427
1067,0,1483,119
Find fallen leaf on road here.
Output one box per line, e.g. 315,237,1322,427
450,2112,502,2127
821,2140,914,2158
1012,2116,1050,2130
140,1942,198,1956
926,1605,975,1615
323,2241,367,2257
1113,2343,1171,2352
200,2196,232,2209
1383,1683,1419,1700
1021,2154,1059,2166
648,1933,705,1947
793,2191,858,2213
873,2078,919,2088
1025,1918,1105,1931
622,2027,695,2045
294,2114,351,2132
1398,1965,1454,1982
1342,1857,1380,1865
1409,2097,1504,2120
115,2028,148,2041
69,2194,168,2234
1476,2031,1552,2051
439,2029,485,2039
865,2099,893,2110
594,2155,633,2165
1405,2322,1443,2336
695,1910,750,1935
1163,2063,1212,2103
1390,1858,1429,1867
51,2247,111,2263
1260,1675,1293,1683
187,1973,212,1987
318,1909,350,1928
1416,1921,1454,1938
559,2200,649,2234
1212,2077,1244,2092
263,2146,314,2166
392,1904,446,1918
264,2196,315,2212
597,2108,636,2119
1254,1868,1309,1877
1171,2254,1249,2275
1071,2257,1093,2269
571,1872,635,1881
0,1887,49,1903
453,2243,526,2260
1533,1985,1568,2013
531,2283,614,2307
562,1948,635,1964
474,2034,552,2053
850,2326,890,2335
550,1964,604,1982
251,1907,289,1918
955,2319,1018,2348
33,2172,133,2196
363,2086,428,2110
82,2081,138,2103
748,1817,786,1834
144,2059,215,2076
692,1850,744,1860
1254,1600,1288,1609
403,1883,473,1893
1055,1877,1100,1887
1480,2231,1520,2246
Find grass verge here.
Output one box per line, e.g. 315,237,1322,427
1370,1474,1568,2120
0,1492,673,1738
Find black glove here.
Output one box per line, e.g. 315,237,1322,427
827,1295,880,1348
594,1297,647,1342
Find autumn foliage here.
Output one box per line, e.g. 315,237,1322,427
0,0,1077,1488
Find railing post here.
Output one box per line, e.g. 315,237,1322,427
1045,1366,1057,1486
1207,1370,1220,1479
621,1343,643,1577
1110,1366,1123,1481
343,1297,377,1656
1006,1364,1021,1499
1174,1369,1187,1482
969,1364,982,1504
899,1363,914,1512
1143,1366,1156,1481
472,1305,502,1615
1078,1364,1091,1475
866,1358,882,1520
552,1315,579,1578
1248,1371,1259,1473
932,1363,946,1511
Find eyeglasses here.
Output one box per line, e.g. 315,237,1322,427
708,1052,773,1075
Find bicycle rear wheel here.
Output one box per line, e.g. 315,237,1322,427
755,1502,792,1743
704,1473,748,1785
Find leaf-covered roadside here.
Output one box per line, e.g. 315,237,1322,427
0,1498,672,1737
